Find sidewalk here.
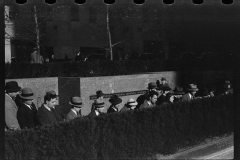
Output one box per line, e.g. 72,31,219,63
155,133,233,159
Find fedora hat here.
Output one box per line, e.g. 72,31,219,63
46,90,58,97
187,84,198,91
93,99,105,108
5,81,21,93
127,98,138,106
148,82,157,89
109,95,122,105
173,86,185,95
96,90,104,97
19,88,35,100
69,96,83,108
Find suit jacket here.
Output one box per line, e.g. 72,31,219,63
17,102,39,129
139,99,154,109
120,106,130,112
107,105,118,113
88,110,103,119
66,109,82,121
5,94,20,130
136,93,148,109
37,104,63,125
182,93,193,101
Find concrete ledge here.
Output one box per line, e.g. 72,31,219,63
156,134,233,159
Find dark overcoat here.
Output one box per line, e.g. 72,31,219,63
17,102,39,129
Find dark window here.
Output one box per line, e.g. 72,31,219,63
71,6,79,21
89,7,97,23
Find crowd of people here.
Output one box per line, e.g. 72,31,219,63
5,77,233,131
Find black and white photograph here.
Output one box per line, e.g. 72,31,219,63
4,0,239,159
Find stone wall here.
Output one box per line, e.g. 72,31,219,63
5,69,233,116
80,71,179,115
5,78,58,108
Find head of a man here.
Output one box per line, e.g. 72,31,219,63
148,90,158,105
44,94,57,109
5,81,21,99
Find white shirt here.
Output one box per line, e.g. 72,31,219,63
44,104,53,112
24,103,32,110
71,109,78,115
95,110,100,116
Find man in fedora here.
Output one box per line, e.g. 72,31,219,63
89,99,105,118
136,82,158,109
139,90,158,109
17,88,40,129
157,84,172,105
66,96,83,121
37,93,64,125
107,95,122,113
120,98,138,112
173,86,185,102
182,84,199,101
91,90,104,112
5,81,21,130
157,77,170,92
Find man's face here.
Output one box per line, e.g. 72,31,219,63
162,80,166,84
74,107,81,112
24,99,33,105
9,91,19,99
150,95,158,104
97,107,104,113
46,98,57,108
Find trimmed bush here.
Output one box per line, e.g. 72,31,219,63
5,59,232,79
5,95,233,159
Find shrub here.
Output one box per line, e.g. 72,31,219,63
5,95,233,159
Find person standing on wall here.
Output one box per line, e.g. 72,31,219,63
17,88,40,129
74,51,82,62
5,81,21,130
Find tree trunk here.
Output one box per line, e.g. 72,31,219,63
34,6,40,63
106,5,113,61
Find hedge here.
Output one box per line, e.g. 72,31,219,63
5,58,233,78
5,94,233,160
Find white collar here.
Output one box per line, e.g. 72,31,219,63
71,109,78,115
24,103,32,110
147,100,152,106
95,110,100,116
44,104,53,111
5,93,13,100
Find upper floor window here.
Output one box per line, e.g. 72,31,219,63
89,7,97,23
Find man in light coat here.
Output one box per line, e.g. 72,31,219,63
5,81,21,130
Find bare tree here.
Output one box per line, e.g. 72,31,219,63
5,4,53,63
